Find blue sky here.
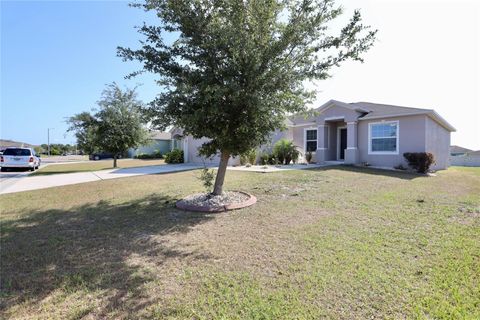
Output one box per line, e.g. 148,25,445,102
1,0,479,149
1,0,161,145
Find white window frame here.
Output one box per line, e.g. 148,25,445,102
368,120,399,155
304,128,318,153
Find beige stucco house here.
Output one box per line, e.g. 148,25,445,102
172,100,456,170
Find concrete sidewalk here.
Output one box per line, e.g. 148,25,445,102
0,164,203,195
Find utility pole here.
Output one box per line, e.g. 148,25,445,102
47,128,54,156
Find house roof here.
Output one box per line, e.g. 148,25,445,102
150,131,171,140
289,100,456,132
450,145,472,154
466,150,480,156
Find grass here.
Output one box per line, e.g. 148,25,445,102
1,166,479,319
33,158,165,175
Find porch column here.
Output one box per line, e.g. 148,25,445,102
345,121,359,164
316,122,326,163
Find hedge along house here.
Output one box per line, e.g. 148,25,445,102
128,131,172,158
171,100,456,170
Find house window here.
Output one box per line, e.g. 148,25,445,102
369,121,399,154
305,129,317,152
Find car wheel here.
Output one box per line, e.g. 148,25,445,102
94,155,100,161
30,166,35,172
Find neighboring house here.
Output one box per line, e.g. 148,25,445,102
128,131,172,158
450,150,480,167
172,99,456,170
450,145,472,156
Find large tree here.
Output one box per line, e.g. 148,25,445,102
68,83,149,168
118,0,376,195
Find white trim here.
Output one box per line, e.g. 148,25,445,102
337,126,347,160
288,122,316,127
325,116,345,121
368,120,400,155
347,147,357,150
346,121,358,125
304,127,318,153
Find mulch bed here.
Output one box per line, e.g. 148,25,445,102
176,191,257,212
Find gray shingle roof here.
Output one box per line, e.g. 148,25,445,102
288,100,455,131
351,102,432,119
450,145,473,154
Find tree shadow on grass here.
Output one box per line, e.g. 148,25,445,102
0,193,214,317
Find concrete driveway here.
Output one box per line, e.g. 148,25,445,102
0,164,203,195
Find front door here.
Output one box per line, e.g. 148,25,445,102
339,128,347,160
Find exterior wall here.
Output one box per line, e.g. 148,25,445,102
357,115,427,168
128,139,171,158
425,117,451,170
185,136,240,166
292,125,317,162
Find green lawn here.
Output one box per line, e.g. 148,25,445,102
1,166,479,319
33,158,165,175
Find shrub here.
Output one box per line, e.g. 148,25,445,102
273,139,300,165
239,154,247,166
267,153,277,165
135,150,163,159
403,152,435,173
198,167,215,193
247,149,257,165
260,153,269,165
305,151,313,164
164,149,184,164
240,149,258,166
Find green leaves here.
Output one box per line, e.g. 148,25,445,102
67,83,149,157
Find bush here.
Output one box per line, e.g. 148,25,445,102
273,139,300,165
247,149,257,165
403,152,435,173
198,167,215,193
259,153,269,165
164,149,184,164
135,150,163,159
240,149,257,166
305,151,313,164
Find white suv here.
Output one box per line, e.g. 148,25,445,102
0,147,41,172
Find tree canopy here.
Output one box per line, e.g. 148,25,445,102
68,83,149,167
118,0,376,194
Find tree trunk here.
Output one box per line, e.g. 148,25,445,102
113,155,118,168
212,151,230,195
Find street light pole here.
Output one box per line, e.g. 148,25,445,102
47,128,54,156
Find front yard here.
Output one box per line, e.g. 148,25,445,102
33,158,165,175
1,166,479,319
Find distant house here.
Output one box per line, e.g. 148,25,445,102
128,131,172,158
450,149,480,167
450,145,472,156
172,99,456,170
